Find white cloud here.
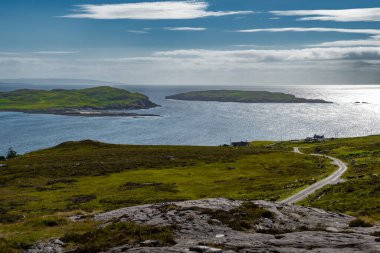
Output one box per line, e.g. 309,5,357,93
236,27,380,35
0,57,41,64
126,30,149,34
2,47,380,85
63,1,253,20
154,47,380,62
164,27,207,31
33,51,78,55
271,8,380,22
313,39,380,47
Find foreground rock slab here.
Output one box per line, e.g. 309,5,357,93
29,198,380,253
94,198,379,253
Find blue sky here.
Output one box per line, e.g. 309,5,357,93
1,0,380,85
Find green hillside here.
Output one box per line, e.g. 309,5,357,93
166,90,331,103
1,136,379,251
0,86,158,111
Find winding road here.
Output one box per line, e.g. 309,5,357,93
280,147,347,205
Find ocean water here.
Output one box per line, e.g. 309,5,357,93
1,85,380,154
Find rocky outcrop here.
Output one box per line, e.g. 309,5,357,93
95,198,379,253
29,198,380,253
26,238,65,253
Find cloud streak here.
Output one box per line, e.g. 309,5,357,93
63,1,253,20
271,8,380,22
126,30,149,34
313,38,380,47
236,27,380,35
154,47,380,62
164,27,207,31
33,51,78,55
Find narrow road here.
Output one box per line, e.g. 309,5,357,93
280,147,347,205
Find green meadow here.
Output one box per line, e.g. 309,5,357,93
1,135,379,251
0,140,334,251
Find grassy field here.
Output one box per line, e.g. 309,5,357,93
275,135,380,222
0,140,335,252
0,86,157,111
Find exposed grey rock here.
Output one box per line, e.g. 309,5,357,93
140,240,160,247
43,198,380,253
189,245,223,253
25,238,65,253
103,245,132,253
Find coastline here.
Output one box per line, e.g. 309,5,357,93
0,109,160,117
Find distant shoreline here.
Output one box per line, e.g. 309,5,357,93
0,109,160,117
166,90,332,104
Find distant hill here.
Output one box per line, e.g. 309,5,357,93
166,90,332,103
0,78,127,92
0,86,158,112
0,78,126,86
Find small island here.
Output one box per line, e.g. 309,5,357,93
166,90,332,103
0,86,160,117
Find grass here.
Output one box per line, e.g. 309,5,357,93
0,215,98,253
0,86,158,111
0,140,336,251
191,202,274,231
2,135,380,251
275,135,380,221
62,222,176,252
349,219,373,228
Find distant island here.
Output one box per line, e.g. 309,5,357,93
0,86,159,117
166,90,332,103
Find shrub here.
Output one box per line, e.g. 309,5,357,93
6,147,17,159
62,222,176,252
190,202,274,231
69,194,97,204
24,217,68,227
349,218,373,227
0,213,23,224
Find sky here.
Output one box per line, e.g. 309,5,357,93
0,0,380,85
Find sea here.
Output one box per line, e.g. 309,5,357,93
1,84,380,154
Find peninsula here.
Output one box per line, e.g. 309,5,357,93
166,90,332,103
0,86,159,117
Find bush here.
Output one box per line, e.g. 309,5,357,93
349,218,373,227
62,222,175,252
192,202,274,231
69,194,97,204
6,147,17,159
0,213,23,224
24,217,68,227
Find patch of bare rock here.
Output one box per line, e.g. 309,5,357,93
29,198,380,253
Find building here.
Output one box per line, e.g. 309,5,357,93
231,141,250,147
305,134,325,142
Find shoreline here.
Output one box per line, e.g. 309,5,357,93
0,109,160,117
